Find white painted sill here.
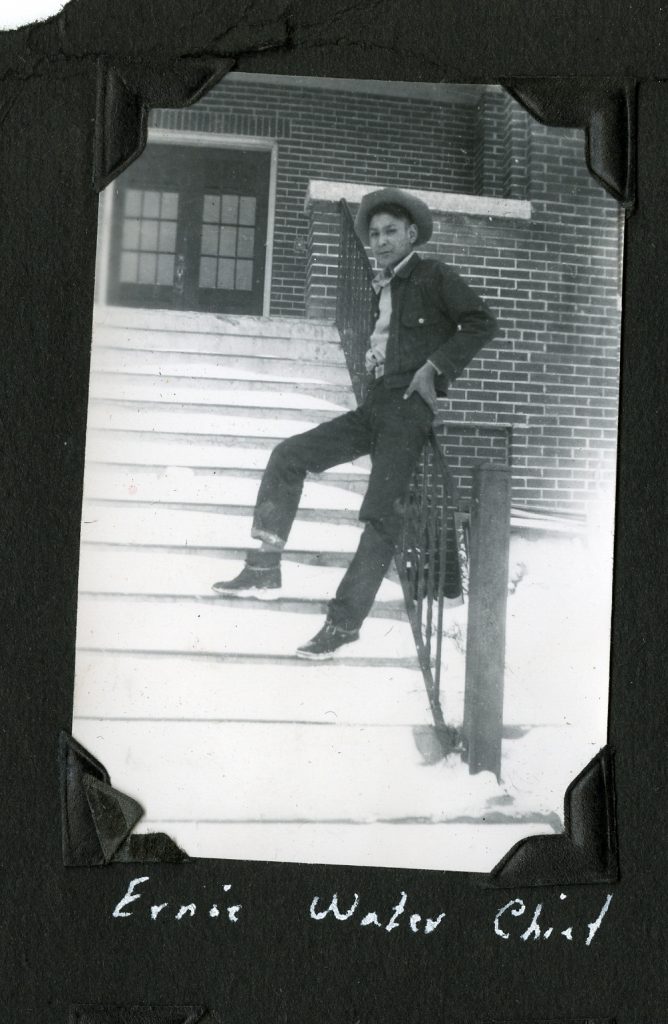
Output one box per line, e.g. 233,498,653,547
305,179,532,221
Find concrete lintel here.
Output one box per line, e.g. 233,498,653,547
304,179,532,221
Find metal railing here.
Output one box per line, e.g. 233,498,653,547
333,198,464,753
335,200,375,405
395,434,464,752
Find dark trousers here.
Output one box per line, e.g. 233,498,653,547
251,381,433,631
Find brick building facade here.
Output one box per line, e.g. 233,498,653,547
149,77,479,318
136,75,622,516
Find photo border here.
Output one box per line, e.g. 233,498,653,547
1,2,665,1020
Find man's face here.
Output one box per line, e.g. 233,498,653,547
368,212,417,270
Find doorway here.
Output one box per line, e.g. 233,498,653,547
106,139,273,315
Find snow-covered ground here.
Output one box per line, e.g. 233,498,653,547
75,520,611,860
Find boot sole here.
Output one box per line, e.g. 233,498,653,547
295,648,336,661
295,638,359,660
211,585,281,601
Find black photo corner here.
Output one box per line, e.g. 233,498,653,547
1,1,666,1022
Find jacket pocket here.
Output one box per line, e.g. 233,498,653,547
397,306,450,373
400,306,445,328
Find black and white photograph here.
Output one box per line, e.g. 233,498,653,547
71,74,621,873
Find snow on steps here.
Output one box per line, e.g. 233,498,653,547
82,466,363,529
73,307,536,871
83,466,364,513
95,306,341,340
70,716,504,823
76,599,421,663
91,347,353,386
90,384,348,414
88,399,346,429
86,428,310,452
86,402,334,439
81,506,364,553
93,329,346,362
77,548,406,620
91,376,356,411
89,370,357,408
73,651,428,726
83,439,370,495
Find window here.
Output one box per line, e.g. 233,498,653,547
198,192,256,291
119,189,179,287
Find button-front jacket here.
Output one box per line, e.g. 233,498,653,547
377,251,498,392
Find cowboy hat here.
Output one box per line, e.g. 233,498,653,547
354,187,433,246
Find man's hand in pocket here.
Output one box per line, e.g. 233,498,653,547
403,362,439,414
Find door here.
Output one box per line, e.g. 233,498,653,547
108,142,271,315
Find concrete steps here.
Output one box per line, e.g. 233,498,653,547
94,307,339,339
86,427,304,451
91,347,352,386
82,464,363,526
89,397,345,427
83,420,371,493
83,462,370,497
94,329,345,362
76,645,423,671
73,650,429,726
82,465,363,512
86,497,362,529
80,505,365,553
75,596,422,663
90,370,357,407
82,540,367,571
89,380,350,412
73,307,531,871
78,590,407,621
86,402,335,438
76,547,401,600
76,548,405,620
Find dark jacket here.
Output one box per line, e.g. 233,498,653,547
377,252,498,392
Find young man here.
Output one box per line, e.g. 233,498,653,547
213,187,498,659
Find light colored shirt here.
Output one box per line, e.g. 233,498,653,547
367,252,414,378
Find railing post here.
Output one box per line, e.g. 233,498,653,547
462,462,511,780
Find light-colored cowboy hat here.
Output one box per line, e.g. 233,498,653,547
354,187,433,246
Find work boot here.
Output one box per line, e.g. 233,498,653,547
212,549,281,598
296,619,360,661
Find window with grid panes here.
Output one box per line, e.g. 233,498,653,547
199,193,257,291
119,189,179,286
108,142,270,314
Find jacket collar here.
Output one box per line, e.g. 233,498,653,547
371,251,421,294
392,250,421,279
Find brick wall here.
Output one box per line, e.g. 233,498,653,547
437,124,621,515
437,425,511,505
473,89,508,197
149,79,478,317
303,128,621,514
305,200,341,319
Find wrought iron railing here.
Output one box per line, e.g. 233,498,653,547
333,198,465,754
335,200,375,405
395,434,464,752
